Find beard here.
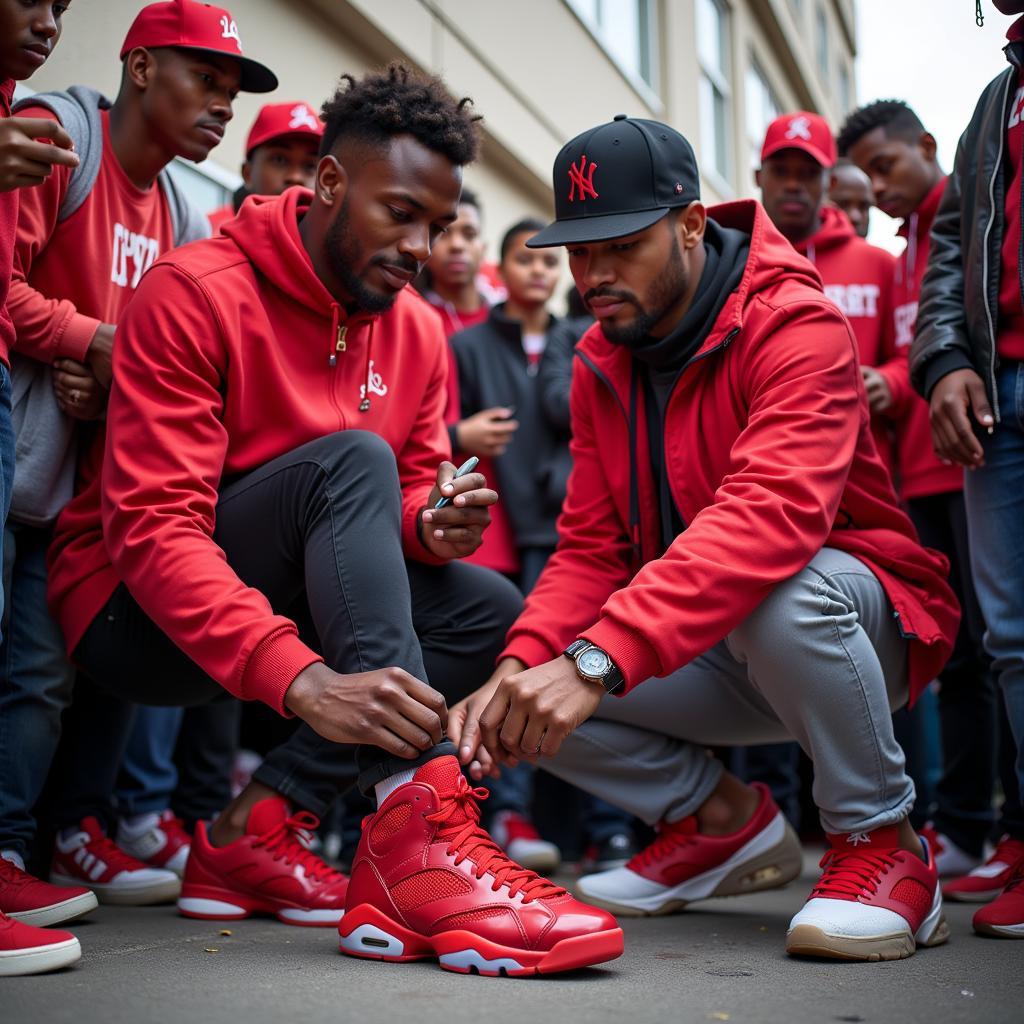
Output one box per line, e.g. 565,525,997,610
593,236,688,348
325,198,400,315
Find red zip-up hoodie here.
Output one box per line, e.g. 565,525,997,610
501,200,958,705
888,178,962,500
48,188,451,713
794,205,898,471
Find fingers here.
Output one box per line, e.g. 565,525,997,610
477,685,512,763
367,724,428,760
399,674,449,735
16,118,75,145
26,139,80,169
965,376,995,434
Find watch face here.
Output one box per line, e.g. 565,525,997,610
577,647,612,678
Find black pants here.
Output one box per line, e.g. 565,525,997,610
56,431,521,825
907,490,1000,854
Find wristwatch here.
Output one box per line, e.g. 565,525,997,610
563,639,625,695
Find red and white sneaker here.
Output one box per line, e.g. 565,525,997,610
490,811,561,872
918,823,981,878
117,810,191,877
0,854,97,927
943,835,1024,903
972,867,1024,938
575,782,802,916
51,817,180,905
0,911,80,977
786,826,949,961
339,756,623,977
178,798,348,926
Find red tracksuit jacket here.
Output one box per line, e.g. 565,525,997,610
501,200,958,705
48,188,452,712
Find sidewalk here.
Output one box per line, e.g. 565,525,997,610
7,853,1020,1024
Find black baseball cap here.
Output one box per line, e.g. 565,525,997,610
527,115,700,248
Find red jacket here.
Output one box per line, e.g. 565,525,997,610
501,201,958,705
794,206,898,471
888,178,962,500
49,188,452,713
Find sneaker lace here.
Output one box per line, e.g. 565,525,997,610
811,847,899,900
426,775,565,902
627,819,697,872
252,811,345,885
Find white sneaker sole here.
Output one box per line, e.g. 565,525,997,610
0,936,81,976
577,812,803,916
51,871,180,906
787,879,949,961
6,890,98,928
177,896,344,926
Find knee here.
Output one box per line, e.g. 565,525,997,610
728,568,824,663
311,430,401,494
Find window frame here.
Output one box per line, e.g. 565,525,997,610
696,0,734,191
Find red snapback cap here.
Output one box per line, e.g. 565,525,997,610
760,111,837,168
245,102,323,156
120,0,278,94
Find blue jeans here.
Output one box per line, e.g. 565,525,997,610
115,706,184,817
0,364,12,629
964,361,1024,835
0,522,75,858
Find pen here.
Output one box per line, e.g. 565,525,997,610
433,456,480,509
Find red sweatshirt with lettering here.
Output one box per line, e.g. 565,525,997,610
48,188,452,713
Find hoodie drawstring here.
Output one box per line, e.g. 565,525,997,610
358,323,375,413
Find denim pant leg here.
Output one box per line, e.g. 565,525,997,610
115,706,185,817
964,361,1024,833
0,523,76,857
0,364,12,630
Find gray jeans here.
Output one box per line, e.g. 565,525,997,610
545,548,915,835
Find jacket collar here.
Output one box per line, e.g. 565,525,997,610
486,302,555,345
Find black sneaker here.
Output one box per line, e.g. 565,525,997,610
585,832,640,872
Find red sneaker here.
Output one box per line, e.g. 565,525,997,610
339,756,623,976
943,835,1024,903
51,817,180,905
117,810,192,876
786,826,949,961
0,855,97,927
918,823,981,877
973,867,1024,938
490,811,561,872
576,782,802,916
178,798,348,926
0,911,80,977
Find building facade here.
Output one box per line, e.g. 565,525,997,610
23,0,858,247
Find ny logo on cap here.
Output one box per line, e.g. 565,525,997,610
289,105,319,131
785,116,812,141
567,154,599,202
220,15,242,49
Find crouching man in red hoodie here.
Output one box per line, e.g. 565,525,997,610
451,116,960,963
46,65,624,975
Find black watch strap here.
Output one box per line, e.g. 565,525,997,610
563,639,625,695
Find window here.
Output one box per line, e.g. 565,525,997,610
746,60,780,175
815,5,829,79
837,62,853,118
696,0,732,183
567,0,658,90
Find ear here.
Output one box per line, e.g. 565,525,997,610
123,47,157,92
919,131,938,162
754,167,763,190
678,201,707,251
241,159,253,188
315,154,348,208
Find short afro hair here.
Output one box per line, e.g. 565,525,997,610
837,99,926,157
499,217,546,262
320,62,482,165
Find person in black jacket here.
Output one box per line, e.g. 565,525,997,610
910,0,1024,938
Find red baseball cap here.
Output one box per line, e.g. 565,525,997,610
245,102,323,156
760,111,837,169
120,0,278,94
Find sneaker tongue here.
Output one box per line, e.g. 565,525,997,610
413,756,470,821
79,817,107,842
245,797,291,836
827,825,902,851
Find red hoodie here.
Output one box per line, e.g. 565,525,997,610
887,178,962,501
794,205,898,471
501,200,958,706
0,79,18,367
48,188,452,713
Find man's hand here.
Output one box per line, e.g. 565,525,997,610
284,661,448,756
455,407,519,458
448,657,523,780
53,358,107,420
929,368,994,467
0,117,79,192
419,460,497,559
87,323,117,389
476,655,605,767
861,366,893,414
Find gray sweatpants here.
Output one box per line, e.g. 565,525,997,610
545,548,915,835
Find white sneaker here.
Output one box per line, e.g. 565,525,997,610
490,811,561,872
117,810,192,877
921,823,982,878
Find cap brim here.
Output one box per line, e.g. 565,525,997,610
182,46,279,93
761,140,833,169
526,207,671,247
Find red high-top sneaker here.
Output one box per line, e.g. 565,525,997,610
786,825,948,961
339,756,623,977
178,798,348,926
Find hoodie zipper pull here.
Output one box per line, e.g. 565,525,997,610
329,325,348,368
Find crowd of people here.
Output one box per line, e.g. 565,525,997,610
0,0,1021,980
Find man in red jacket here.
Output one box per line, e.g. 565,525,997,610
47,64,623,976
840,99,1003,883
451,115,959,962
